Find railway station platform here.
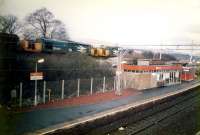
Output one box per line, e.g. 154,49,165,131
14,81,200,135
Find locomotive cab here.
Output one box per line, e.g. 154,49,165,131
20,39,42,52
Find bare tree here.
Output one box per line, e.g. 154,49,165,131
25,7,69,40
50,20,69,40
0,15,21,34
21,26,38,40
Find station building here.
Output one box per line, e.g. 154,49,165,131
121,59,183,90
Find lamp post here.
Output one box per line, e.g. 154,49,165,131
34,58,44,106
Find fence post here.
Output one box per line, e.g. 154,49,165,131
43,81,46,104
90,78,93,95
77,79,80,97
48,89,51,102
123,75,126,89
114,77,116,91
34,80,37,106
61,80,65,99
19,82,23,107
103,76,105,93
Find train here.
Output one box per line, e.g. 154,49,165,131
19,37,118,57
0,33,118,57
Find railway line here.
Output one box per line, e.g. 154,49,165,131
110,84,200,135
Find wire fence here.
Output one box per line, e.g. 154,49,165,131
12,76,116,107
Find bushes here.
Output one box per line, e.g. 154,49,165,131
15,52,114,81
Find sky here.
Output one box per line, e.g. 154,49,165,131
1,0,200,49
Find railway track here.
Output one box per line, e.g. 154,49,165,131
110,88,200,135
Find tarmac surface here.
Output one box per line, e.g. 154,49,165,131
15,81,199,135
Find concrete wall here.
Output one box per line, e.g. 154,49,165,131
124,72,157,90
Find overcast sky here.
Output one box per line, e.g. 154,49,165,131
1,0,200,48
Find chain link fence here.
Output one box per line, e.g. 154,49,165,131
14,76,116,107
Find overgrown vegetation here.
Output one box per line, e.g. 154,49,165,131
15,52,114,81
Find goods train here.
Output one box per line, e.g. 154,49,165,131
0,33,118,57
19,37,118,57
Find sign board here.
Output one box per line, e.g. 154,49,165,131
30,72,43,80
11,89,17,98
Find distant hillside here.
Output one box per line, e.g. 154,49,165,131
169,53,200,61
123,50,177,61
127,49,200,61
